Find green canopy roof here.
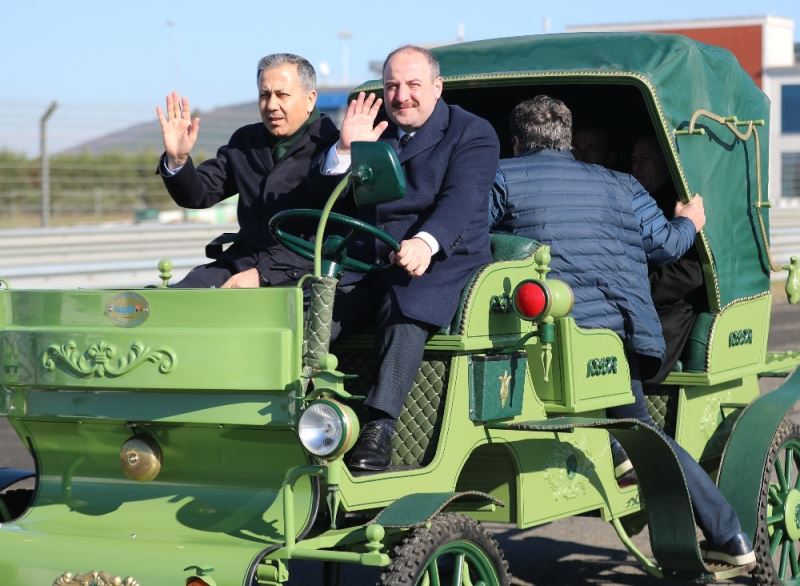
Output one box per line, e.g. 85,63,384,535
359,33,773,308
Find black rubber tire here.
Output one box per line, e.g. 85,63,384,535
0,488,33,521
376,513,511,586
752,420,800,585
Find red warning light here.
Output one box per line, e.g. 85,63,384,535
514,281,548,319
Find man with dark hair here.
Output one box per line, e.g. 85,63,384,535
322,45,499,471
489,95,754,568
156,53,339,288
572,124,618,168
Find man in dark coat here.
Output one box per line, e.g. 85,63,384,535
632,134,707,383
156,53,339,288
489,95,754,568
322,45,499,471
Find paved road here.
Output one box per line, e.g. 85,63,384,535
1,297,798,585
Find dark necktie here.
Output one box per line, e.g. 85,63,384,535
398,133,412,151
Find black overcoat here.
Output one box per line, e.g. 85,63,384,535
160,115,339,283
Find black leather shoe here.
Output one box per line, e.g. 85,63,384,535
701,531,756,567
347,420,395,472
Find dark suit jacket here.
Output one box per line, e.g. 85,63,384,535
354,100,499,327
160,115,339,282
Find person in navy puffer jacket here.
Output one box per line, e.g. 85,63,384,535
489,95,755,568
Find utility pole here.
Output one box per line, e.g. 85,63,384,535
40,101,58,228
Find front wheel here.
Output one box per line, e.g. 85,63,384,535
377,513,511,586
753,420,800,585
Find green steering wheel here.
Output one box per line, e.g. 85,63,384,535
269,208,401,273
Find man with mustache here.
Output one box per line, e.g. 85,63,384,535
322,45,500,471
156,53,339,288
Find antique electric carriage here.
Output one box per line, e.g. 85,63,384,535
2,33,800,586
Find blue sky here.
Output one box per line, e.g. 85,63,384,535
2,0,800,155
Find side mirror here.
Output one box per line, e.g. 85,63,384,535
350,141,406,207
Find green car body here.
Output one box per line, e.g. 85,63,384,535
2,32,800,585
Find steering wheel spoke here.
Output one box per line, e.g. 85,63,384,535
269,209,400,274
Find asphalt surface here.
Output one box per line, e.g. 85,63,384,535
1,297,798,585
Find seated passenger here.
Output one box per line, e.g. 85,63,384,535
322,46,499,472
489,95,755,568
572,124,618,169
156,53,339,288
632,135,706,383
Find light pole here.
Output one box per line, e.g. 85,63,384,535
40,101,58,228
338,29,352,85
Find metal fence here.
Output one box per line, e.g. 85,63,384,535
0,155,175,227
0,95,349,228
0,97,253,227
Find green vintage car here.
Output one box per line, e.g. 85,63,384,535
2,32,800,586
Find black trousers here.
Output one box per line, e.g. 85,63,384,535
172,262,237,288
331,273,435,420
172,243,312,288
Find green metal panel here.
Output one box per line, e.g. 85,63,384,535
705,293,771,374
0,288,304,392
672,377,758,462
530,318,633,413
4,388,292,426
468,352,525,422
0,284,312,585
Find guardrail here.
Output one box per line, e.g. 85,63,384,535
0,222,236,289
0,209,799,289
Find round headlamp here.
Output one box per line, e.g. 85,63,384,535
298,399,359,459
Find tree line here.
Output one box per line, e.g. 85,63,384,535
0,150,210,227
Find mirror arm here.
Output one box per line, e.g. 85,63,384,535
314,173,352,277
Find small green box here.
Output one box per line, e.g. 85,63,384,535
469,351,526,422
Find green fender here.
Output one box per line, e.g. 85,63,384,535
370,491,504,528
717,368,800,537
495,416,708,578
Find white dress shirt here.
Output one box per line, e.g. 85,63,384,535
320,131,440,255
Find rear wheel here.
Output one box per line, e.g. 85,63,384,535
377,513,511,586
753,420,800,585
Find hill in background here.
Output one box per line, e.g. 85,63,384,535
64,88,350,157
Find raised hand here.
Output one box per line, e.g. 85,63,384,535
337,92,389,156
220,268,260,289
156,92,200,169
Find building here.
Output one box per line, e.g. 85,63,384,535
567,16,800,206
